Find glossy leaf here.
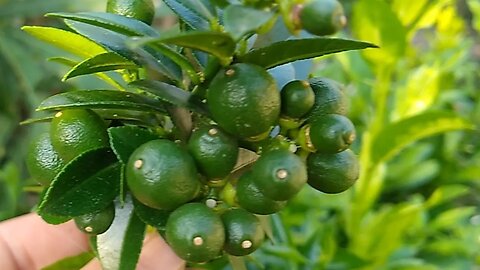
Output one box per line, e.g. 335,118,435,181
49,57,127,91
21,26,106,58
37,90,166,113
132,198,170,229
223,5,274,40
63,52,138,80
97,195,146,270
108,126,160,164
37,188,71,224
65,20,182,81
136,32,236,61
47,12,159,37
129,80,208,114
38,148,121,216
371,111,475,165
162,0,211,30
240,38,378,69
42,252,94,270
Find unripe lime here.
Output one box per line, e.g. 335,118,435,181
222,208,265,256
280,80,315,119
74,204,115,235
308,114,356,153
106,0,155,25
299,0,346,36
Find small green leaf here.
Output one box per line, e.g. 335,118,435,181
37,188,71,224
223,5,274,40
20,116,53,125
426,185,471,208
162,0,211,30
133,198,170,229
38,148,121,216
108,126,160,164
240,38,378,69
63,52,138,80
41,252,94,270
97,195,146,270
21,26,106,58
47,12,159,37
37,90,166,113
371,111,475,165
136,32,236,62
49,57,126,91
129,79,208,114
65,20,182,82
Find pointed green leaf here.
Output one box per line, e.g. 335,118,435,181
129,80,208,114
137,32,236,61
97,195,146,270
240,38,378,69
65,20,182,82
37,188,71,224
37,90,166,113
49,57,126,91
371,112,476,165
38,148,121,216
108,126,160,164
21,26,106,58
224,5,275,40
41,252,94,270
47,12,159,37
162,0,211,30
133,198,170,229
63,52,138,80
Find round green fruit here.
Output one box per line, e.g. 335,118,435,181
252,149,307,201
188,125,239,179
126,139,201,210
106,0,155,25
280,80,315,119
207,63,280,139
307,149,359,194
74,204,115,235
236,172,287,215
166,203,225,263
26,132,66,186
308,114,356,153
299,0,346,36
221,208,265,256
307,77,348,120
50,109,109,161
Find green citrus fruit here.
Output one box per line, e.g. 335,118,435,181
188,125,239,179
50,109,109,161
166,203,225,263
252,149,307,201
207,63,280,139
236,172,287,215
74,204,115,235
299,0,346,36
280,80,315,119
106,0,155,25
126,139,201,210
307,77,348,120
308,114,356,153
26,132,66,186
221,208,265,256
307,149,359,194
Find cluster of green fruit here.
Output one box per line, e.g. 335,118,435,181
24,0,362,265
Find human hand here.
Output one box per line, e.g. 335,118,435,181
0,213,185,270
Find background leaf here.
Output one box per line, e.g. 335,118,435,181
223,5,274,40
38,148,121,216
97,195,146,270
63,52,138,80
240,38,378,69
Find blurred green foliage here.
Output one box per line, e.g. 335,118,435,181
0,0,479,269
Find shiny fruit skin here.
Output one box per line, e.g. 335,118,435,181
50,109,109,161
126,139,201,210
166,203,225,263
188,125,239,179
308,114,356,153
26,132,66,186
280,80,315,119
74,204,115,235
221,208,265,256
106,0,155,25
307,77,348,120
307,149,359,194
207,63,280,139
299,0,346,36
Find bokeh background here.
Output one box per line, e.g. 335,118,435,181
0,0,479,269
